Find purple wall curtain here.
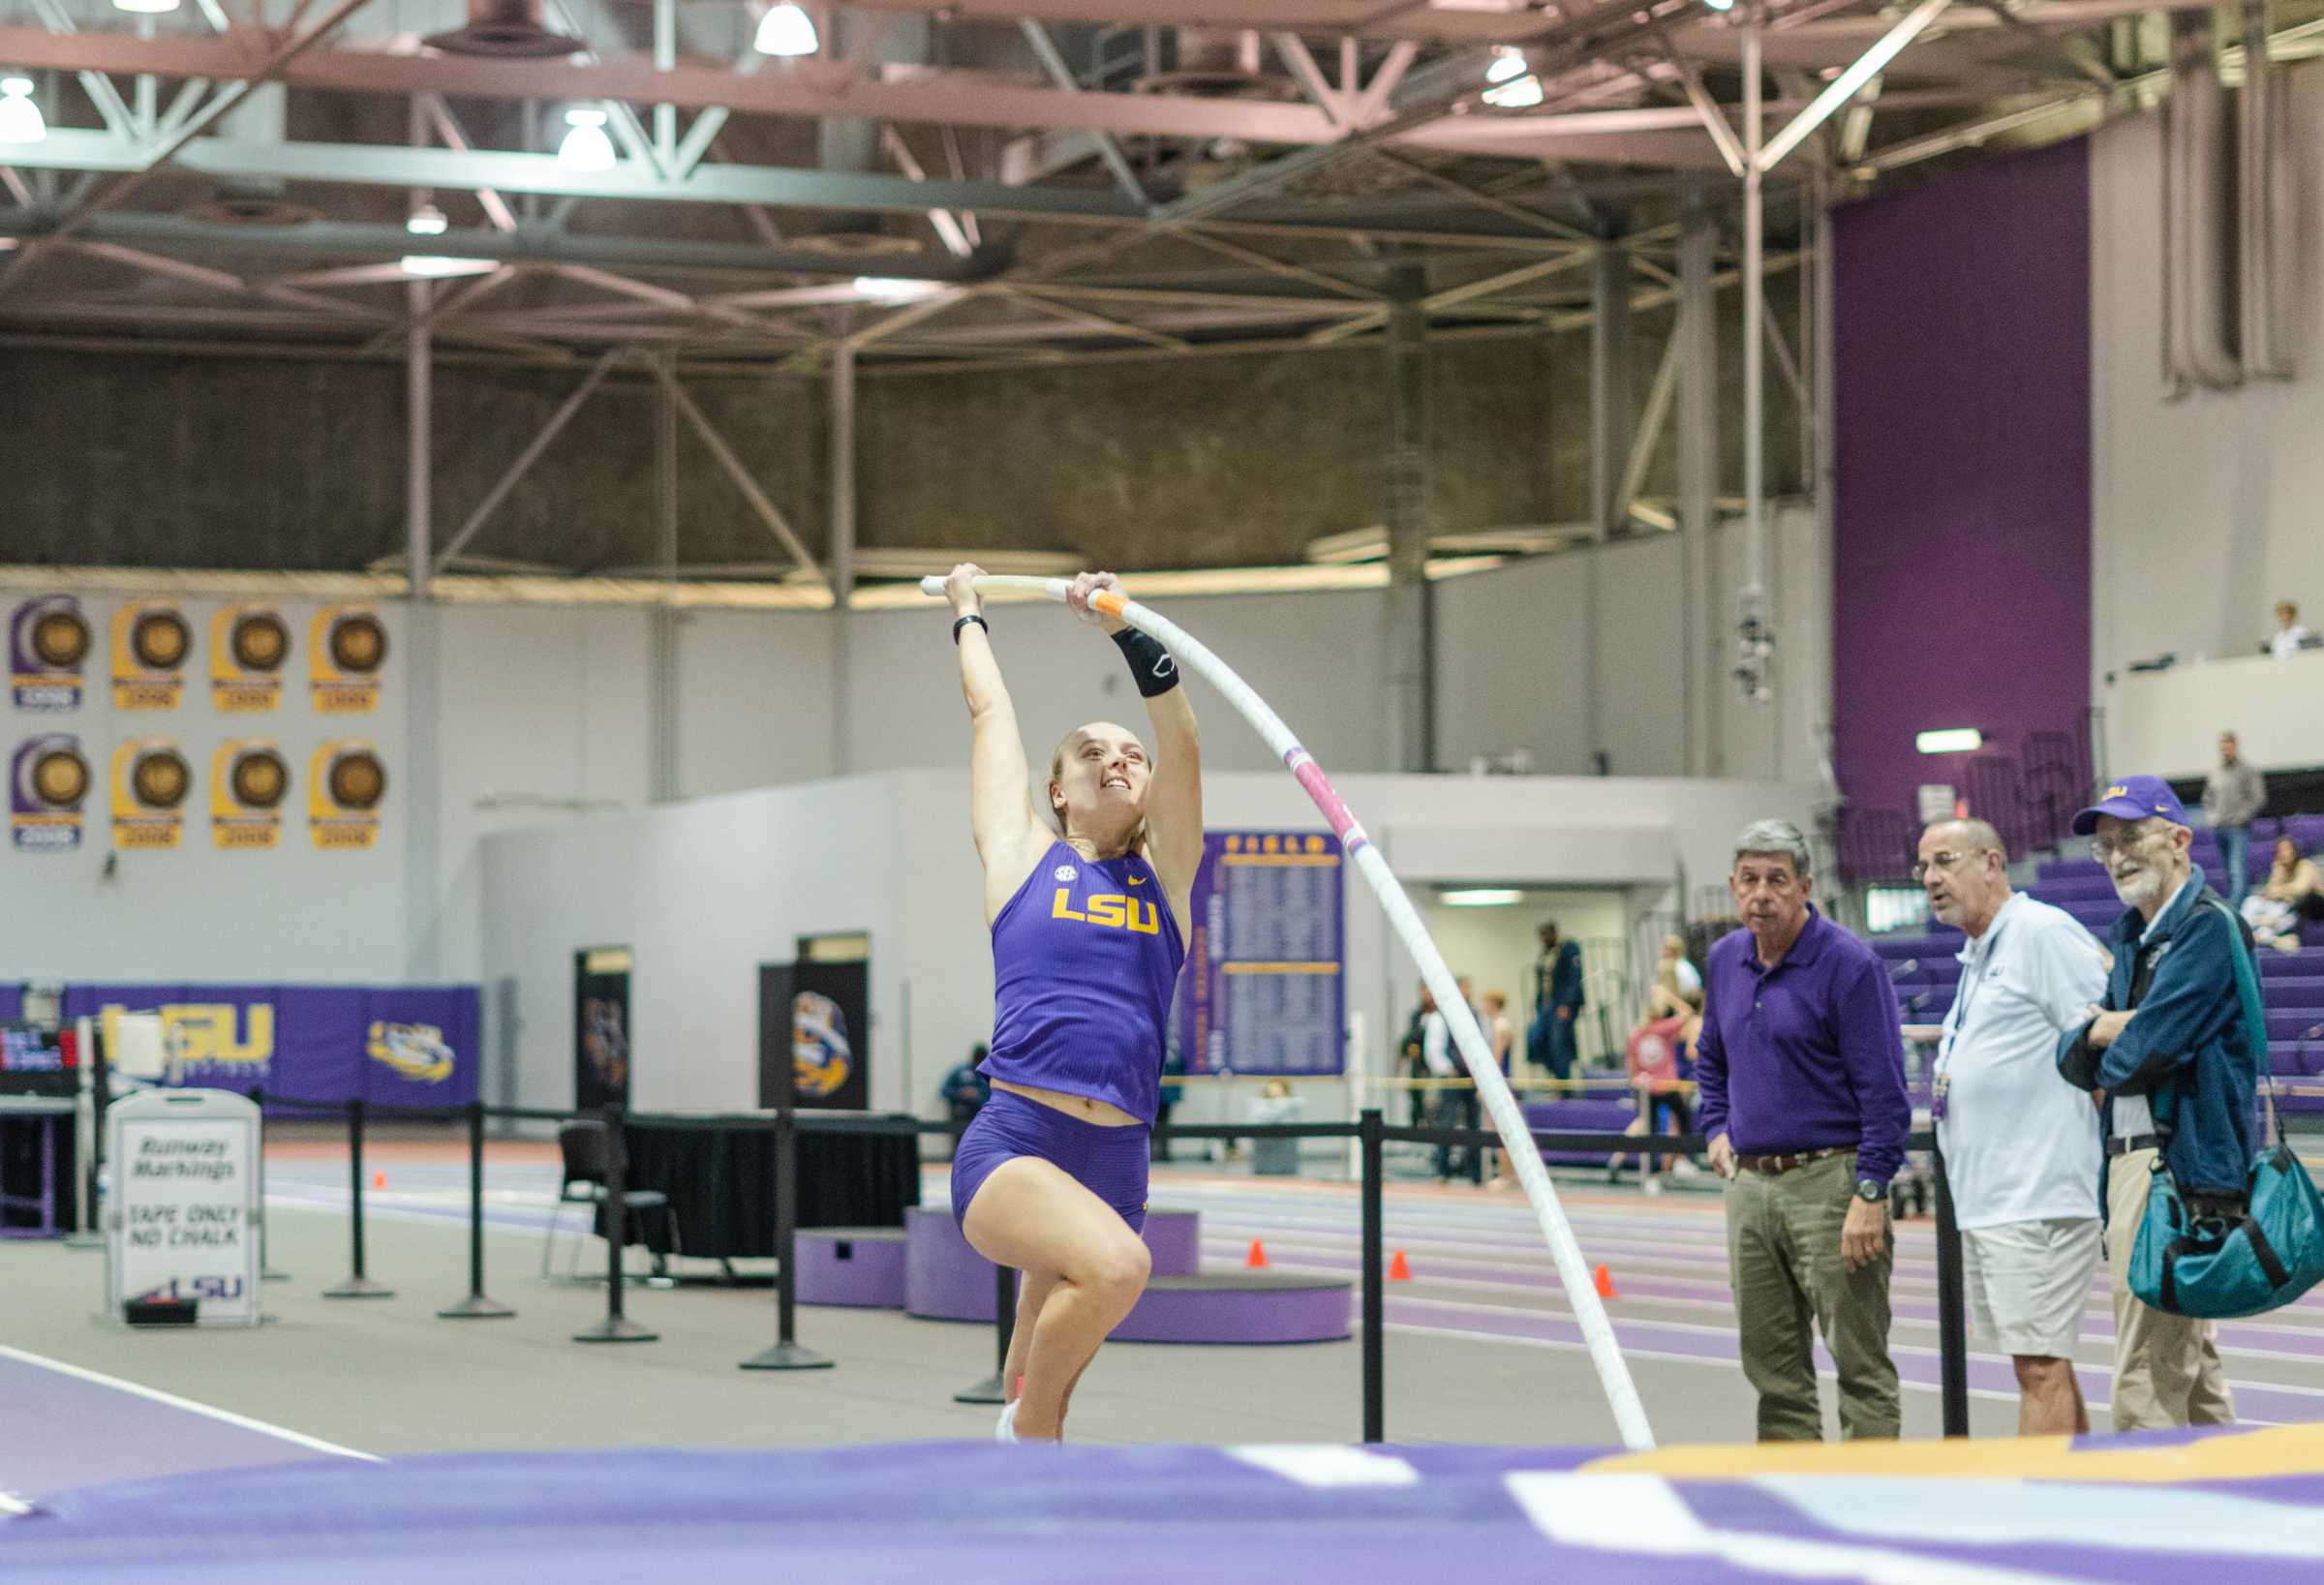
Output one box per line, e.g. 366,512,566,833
1831,137,2093,836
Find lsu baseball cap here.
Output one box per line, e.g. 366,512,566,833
2071,775,2190,837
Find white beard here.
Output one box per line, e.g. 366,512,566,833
2110,865,2165,908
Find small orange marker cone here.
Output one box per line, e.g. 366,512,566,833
1593,1263,1618,1300
1388,1250,1413,1282
372,1172,386,1191
1245,1238,1269,1269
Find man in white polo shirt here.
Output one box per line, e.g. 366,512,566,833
1919,818,2110,1435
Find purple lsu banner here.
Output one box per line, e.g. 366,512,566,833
1173,830,1346,1077
57,983,480,1108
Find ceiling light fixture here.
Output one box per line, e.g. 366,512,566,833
753,2,819,57
1482,46,1544,109
1914,727,1984,755
853,276,942,302
406,203,449,236
0,77,45,145
556,107,616,171
400,255,497,278
113,0,182,14
1440,888,1525,907
1703,0,1736,12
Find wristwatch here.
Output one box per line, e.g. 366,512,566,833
1853,1177,1887,1204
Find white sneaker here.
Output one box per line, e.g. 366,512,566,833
1642,1177,1664,1197
995,1399,1021,1443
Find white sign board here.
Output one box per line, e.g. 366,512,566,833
105,1088,261,1326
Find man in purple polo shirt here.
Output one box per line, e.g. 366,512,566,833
1696,818,1911,1440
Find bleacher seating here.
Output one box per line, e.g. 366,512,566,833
1869,812,2324,1112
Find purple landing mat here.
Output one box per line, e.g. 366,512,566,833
795,1228,907,1308
10,1436,2324,1585
0,1354,354,1502
1111,1274,1351,1345
904,1206,1207,1322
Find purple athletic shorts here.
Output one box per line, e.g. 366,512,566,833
951,1088,1150,1235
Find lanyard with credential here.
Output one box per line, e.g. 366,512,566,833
1933,915,2007,1123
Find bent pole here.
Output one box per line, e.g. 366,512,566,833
922,572,1655,1450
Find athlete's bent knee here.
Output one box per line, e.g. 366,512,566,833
1082,1233,1150,1304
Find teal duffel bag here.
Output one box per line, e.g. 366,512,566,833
2128,900,2324,1319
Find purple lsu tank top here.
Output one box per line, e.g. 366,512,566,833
981,839,1187,1124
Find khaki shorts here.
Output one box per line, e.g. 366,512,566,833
1964,1216,2101,1359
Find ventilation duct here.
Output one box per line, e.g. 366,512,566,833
423,0,583,59
2160,14,2240,394
2238,0,2294,378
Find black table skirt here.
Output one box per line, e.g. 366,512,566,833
606,1117,920,1260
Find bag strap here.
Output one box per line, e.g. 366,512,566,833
2201,895,2278,1147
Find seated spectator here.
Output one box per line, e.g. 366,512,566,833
2268,600,2316,660
2242,836,2324,952
940,1043,992,1131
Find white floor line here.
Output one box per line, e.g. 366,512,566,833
0,1344,382,1464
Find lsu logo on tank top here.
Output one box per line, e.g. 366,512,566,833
981,840,1188,1126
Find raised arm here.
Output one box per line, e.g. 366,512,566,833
1068,571,1202,930
947,564,1049,916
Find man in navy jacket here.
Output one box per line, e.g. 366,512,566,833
2056,776,2256,1430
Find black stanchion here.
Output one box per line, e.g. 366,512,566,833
1932,1143,1971,1437
575,1105,657,1343
250,1084,289,1282
954,1263,1018,1404
439,1099,515,1321
321,1098,393,1299
64,1033,108,1252
1360,1107,1385,1444
740,1098,831,1370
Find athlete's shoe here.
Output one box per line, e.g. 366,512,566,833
995,1399,1021,1443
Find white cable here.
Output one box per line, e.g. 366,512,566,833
924,572,1656,1450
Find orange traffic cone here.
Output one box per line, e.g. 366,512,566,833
1245,1238,1269,1269
1593,1263,1618,1300
1388,1250,1413,1282
372,1172,386,1191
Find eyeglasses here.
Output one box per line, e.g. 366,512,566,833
2090,832,2160,861
1911,849,1988,883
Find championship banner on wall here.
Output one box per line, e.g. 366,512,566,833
308,740,385,850
309,605,386,715
209,605,290,714
211,740,290,850
11,594,90,712
11,733,89,852
110,600,192,711
110,738,190,850
1173,830,1346,1077
58,983,481,1107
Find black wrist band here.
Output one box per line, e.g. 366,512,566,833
953,614,989,644
1111,625,1178,697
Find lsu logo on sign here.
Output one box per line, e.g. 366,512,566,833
12,733,89,852
1052,887,1162,934
110,738,191,850
210,605,290,714
110,599,192,712
11,594,89,712
213,740,290,850
367,1021,455,1083
103,1002,275,1081
792,991,853,1100
309,741,386,850
310,605,387,715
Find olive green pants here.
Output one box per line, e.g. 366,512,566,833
1726,1150,1900,1441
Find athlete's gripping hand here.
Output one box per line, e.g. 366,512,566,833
946,563,988,619
1067,570,1128,636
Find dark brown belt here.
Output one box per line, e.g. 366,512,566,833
2107,1134,2161,1157
1737,1146,1850,1176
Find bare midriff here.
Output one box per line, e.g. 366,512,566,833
990,1078,1142,1129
